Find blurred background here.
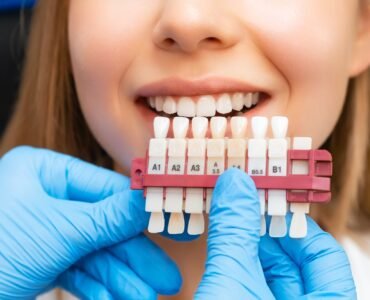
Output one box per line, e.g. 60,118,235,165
0,0,35,135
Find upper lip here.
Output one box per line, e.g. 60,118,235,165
136,76,268,98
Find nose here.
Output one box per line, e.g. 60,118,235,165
153,0,241,53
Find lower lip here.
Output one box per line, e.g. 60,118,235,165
135,94,271,137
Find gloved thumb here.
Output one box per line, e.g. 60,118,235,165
196,168,273,299
208,168,261,261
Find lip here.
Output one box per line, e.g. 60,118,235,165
135,76,269,98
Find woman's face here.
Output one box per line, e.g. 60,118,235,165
68,1,369,174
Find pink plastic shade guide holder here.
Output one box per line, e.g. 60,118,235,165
131,149,332,203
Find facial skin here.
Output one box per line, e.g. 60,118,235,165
68,1,370,175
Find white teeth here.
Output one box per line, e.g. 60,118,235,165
231,116,248,138
154,116,170,138
271,116,288,138
252,93,259,105
197,95,216,117
210,117,227,138
155,96,164,112
173,117,189,138
163,96,176,114
192,117,208,138
177,97,196,117
148,97,155,108
232,93,244,111
244,93,253,108
216,93,233,114
251,116,268,139
148,92,262,117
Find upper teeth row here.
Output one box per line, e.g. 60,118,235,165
147,92,260,117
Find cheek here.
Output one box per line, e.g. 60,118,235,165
243,2,358,146
68,3,149,94
68,2,157,173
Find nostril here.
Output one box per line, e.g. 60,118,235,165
205,37,219,43
163,37,176,48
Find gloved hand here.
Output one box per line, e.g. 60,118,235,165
0,146,181,299
195,168,356,299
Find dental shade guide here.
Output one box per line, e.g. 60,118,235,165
132,116,333,238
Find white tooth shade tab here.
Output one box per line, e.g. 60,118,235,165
197,95,216,117
248,117,268,236
231,116,248,138
251,116,268,139
268,117,289,238
289,137,312,238
271,116,288,138
173,117,189,138
154,117,170,138
146,117,169,233
228,117,247,171
163,96,177,114
166,117,188,234
177,97,196,117
216,93,233,114
192,117,208,138
210,117,227,138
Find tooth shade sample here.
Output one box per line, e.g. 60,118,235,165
197,95,216,117
210,117,227,138
230,116,248,138
290,137,312,238
244,93,253,108
153,116,170,138
271,116,289,138
231,93,244,111
216,93,232,114
177,97,196,117
163,96,176,114
155,96,164,112
251,116,268,139
173,117,189,138
191,117,208,138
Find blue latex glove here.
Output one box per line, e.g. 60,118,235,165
195,168,356,299
0,147,181,299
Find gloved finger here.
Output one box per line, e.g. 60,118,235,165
76,250,156,300
276,216,356,298
259,235,304,298
196,168,274,299
108,234,182,295
4,146,129,201
208,168,261,258
57,267,113,300
57,189,149,252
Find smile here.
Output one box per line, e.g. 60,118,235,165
136,76,270,118
145,92,262,117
